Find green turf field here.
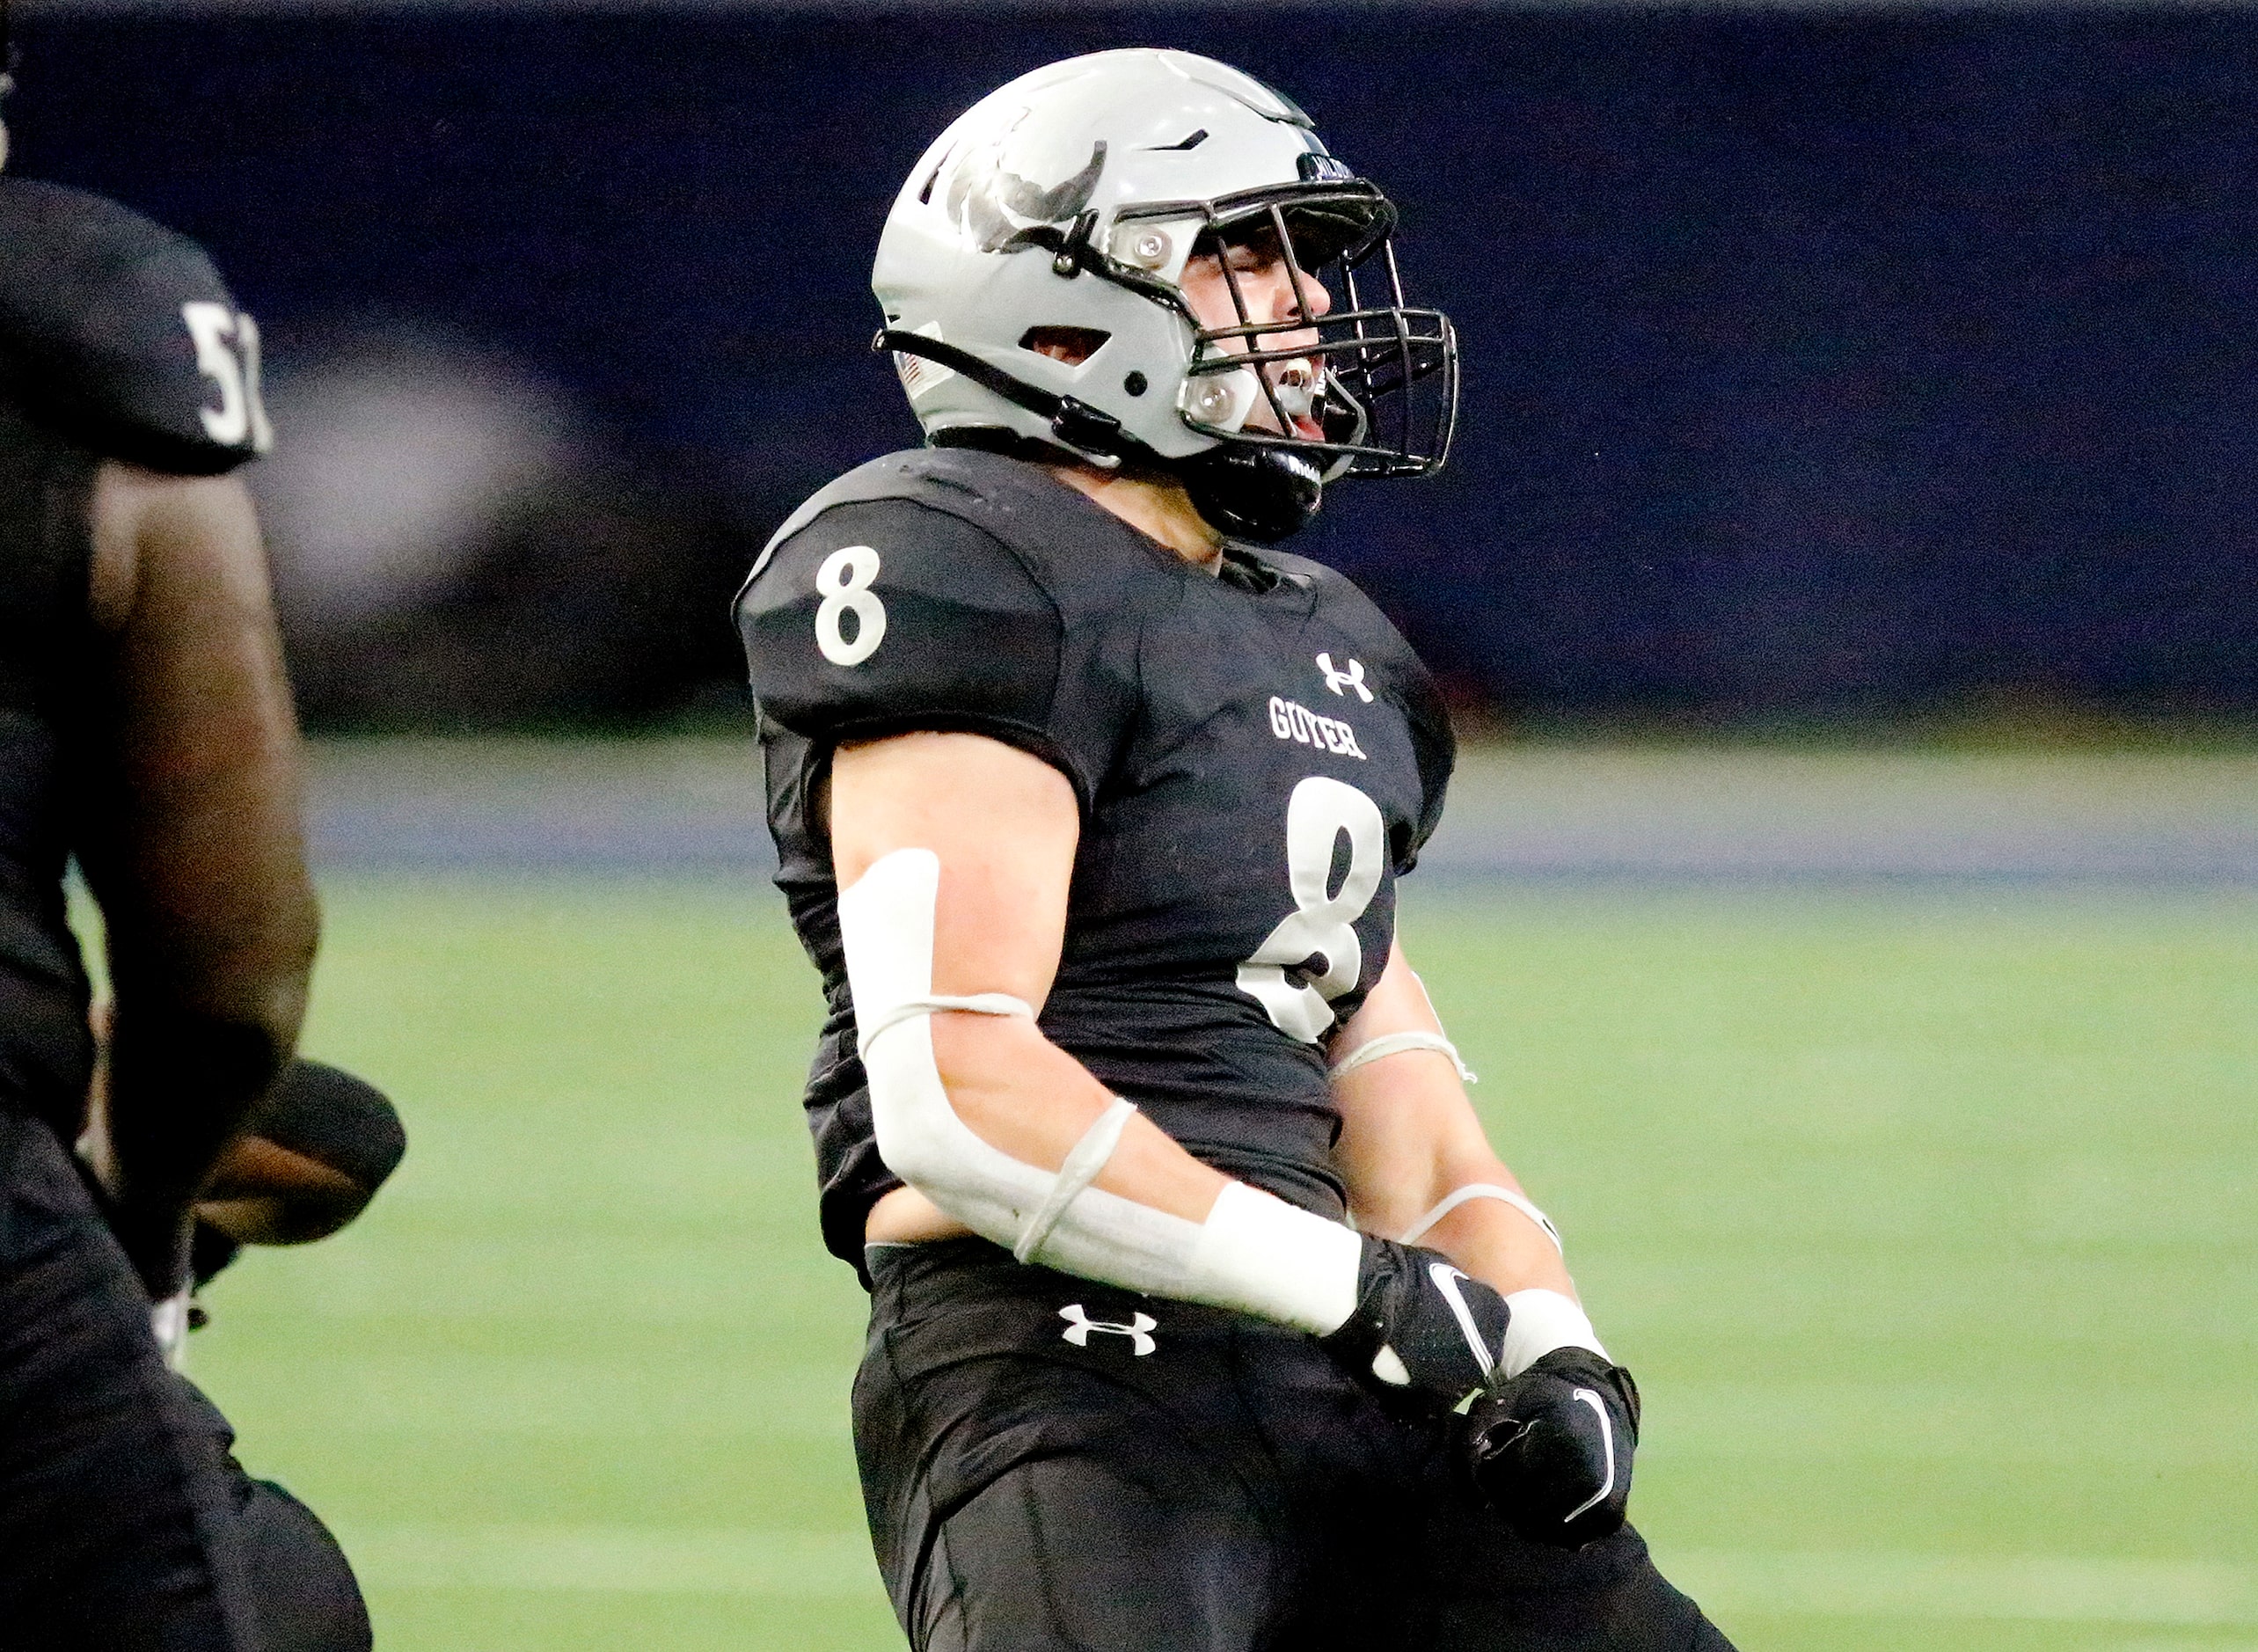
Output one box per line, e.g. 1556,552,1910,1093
183,875,2258,1651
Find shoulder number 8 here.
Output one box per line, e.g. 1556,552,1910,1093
815,545,887,667
1237,776,1386,1043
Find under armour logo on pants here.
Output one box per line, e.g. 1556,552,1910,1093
1058,1304,1158,1356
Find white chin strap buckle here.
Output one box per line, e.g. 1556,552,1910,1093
1180,366,1261,433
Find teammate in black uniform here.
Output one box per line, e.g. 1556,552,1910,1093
738,51,1735,1651
0,54,324,1647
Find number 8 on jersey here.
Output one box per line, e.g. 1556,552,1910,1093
1238,776,1385,1043
815,545,888,667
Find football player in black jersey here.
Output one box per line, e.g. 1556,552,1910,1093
738,50,1735,1652
0,45,325,1647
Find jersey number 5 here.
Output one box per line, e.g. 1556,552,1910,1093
180,302,274,453
815,545,888,667
1237,776,1385,1043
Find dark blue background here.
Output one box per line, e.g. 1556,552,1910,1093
13,6,2257,721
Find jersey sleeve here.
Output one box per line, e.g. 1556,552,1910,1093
0,179,272,475
1398,665,1455,869
735,496,1126,809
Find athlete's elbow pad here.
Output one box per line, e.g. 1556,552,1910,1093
838,848,1359,1334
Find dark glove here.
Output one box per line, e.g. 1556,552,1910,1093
198,1059,408,1252
247,1059,408,1200
1466,1346,1641,1548
1318,1238,1510,1409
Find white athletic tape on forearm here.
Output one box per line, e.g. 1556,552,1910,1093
1396,1183,1563,1254
1012,1096,1138,1263
838,848,1362,1333
1328,1030,1477,1085
1501,1287,1606,1378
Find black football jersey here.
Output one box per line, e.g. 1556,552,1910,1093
0,178,272,476
737,448,1454,1271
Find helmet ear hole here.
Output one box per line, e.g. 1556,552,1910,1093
1019,325,1110,365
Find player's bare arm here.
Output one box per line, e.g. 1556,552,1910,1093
844,731,1231,1241
1328,941,1644,1545
77,461,319,1294
1330,941,1575,1303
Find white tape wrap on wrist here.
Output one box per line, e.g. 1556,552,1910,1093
838,848,1362,1334
1397,1183,1563,1255
1329,1031,1478,1084
1500,1287,1607,1378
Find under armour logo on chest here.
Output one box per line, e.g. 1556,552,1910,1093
1058,1304,1158,1356
1315,653,1373,703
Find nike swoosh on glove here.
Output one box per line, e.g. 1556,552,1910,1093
1465,1347,1641,1548
1317,1239,1510,1408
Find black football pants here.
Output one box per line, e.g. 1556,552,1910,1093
169,1371,373,1652
0,1105,260,1650
854,1239,1736,1652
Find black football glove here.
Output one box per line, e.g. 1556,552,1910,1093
1318,1238,1511,1409
1465,1346,1641,1548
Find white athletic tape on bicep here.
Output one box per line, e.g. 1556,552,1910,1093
842,850,1055,1244
1396,1183,1562,1254
859,991,1033,1056
1329,1031,1477,1085
837,847,1361,1334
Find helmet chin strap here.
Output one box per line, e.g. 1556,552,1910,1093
874,329,1326,542
875,329,1133,471
1179,445,1325,545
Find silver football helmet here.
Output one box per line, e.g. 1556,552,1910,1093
873,49,1458,542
